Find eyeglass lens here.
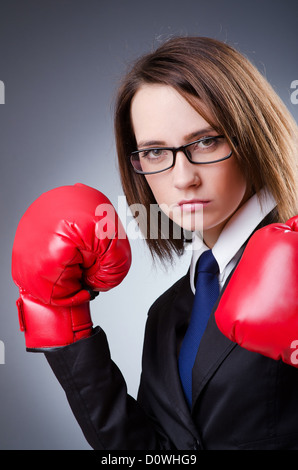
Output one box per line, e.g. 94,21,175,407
130,136,232,174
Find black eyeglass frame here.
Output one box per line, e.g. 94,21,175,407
130,135,233,175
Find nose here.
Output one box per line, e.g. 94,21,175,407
172,150,201,189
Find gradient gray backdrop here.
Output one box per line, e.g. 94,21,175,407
0,0,297,450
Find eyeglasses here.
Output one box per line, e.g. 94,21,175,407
130,135,233,175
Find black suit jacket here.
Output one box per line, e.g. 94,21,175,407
45,216,298,450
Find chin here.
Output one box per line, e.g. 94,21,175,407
171,211,204,234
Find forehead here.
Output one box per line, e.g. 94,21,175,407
130,84,214,146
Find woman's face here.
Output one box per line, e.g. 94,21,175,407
130,84,249,247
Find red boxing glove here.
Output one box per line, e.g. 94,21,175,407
215,216,298,367
11,183,131,351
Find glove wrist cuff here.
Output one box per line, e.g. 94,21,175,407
16,293,93,351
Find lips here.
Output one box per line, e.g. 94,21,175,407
178,199,210,211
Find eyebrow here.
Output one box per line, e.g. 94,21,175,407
137,127,216,149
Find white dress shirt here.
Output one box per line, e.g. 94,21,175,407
189,188,277,294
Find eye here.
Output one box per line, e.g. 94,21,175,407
198,137,218,148
141,148,168,159
190,136,223,154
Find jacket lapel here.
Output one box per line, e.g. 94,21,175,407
190,209,279,411
158,271,200,434
157,270,234,434
156,268,235,416
191,308,237,410
158,209,278,424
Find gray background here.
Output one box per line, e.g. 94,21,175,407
0,0,297,450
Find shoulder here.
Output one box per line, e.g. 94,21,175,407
141,270,193,366
148,270,192,316
143,269,194,343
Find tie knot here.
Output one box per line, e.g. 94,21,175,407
197,250,219,275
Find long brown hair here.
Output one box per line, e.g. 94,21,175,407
114,36,298,262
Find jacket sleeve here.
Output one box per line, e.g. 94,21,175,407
44,326,173,450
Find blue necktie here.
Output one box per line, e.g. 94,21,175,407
178,249,219,407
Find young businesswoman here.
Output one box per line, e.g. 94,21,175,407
12,36,298,449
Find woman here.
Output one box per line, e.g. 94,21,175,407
12,36,298,449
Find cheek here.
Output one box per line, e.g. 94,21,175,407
145,175,166,204
216,161,247,208
145,175,176,221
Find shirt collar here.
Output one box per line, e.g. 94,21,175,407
189,188,277,292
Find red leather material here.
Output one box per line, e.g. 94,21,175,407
12,183,131,349
215,216,298,366
16,293,93,349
